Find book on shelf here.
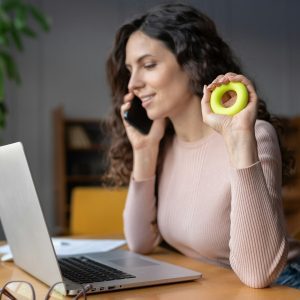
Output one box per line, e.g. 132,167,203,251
67,126,91,149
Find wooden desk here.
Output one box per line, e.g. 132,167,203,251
0,246,300,299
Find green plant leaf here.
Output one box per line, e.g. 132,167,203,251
0,34,10,47
0,102,6,128
11,25,24,51
0,62,4,101
0,50,21,84
14,5,28,30
0,7,11,47
21,26,36,38
28,4,51,32
0,66,6,128
0,7,11,24
1,0,22,11
0,0,51,129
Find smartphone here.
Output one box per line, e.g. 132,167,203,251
124,96,153,134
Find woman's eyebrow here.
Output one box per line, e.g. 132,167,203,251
125,54,154,68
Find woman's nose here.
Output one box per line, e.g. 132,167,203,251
127,72,145,91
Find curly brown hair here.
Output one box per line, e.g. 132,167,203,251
103,3,294,187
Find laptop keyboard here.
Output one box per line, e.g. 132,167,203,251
58,256,136,284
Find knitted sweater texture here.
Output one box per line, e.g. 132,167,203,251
123,120,300,288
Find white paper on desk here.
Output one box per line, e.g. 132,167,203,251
0,239,126,261
52,238,126,256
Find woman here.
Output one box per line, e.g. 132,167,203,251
105,3,300,289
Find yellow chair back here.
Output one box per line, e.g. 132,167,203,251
70,187,128,236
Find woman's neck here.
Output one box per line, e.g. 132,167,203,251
170,95,215,142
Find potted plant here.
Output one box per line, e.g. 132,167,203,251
0,0,51,131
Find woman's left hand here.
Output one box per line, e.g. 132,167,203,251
201,72,258,136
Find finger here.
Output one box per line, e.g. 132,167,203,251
224,72,237,78
120,102,131,121
224,74,257,102
124,92,134,103
212,74,225,83
226,74,252,86
121,93,135,125
207,74,233,91
233,76,257,103
207,75,224,90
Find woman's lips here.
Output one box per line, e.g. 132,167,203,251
141,94,155,108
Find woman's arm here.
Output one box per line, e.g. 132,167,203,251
123,176,162,253
124,145,162,254
201,73,288,288
228,121,288,288
121,93,165,253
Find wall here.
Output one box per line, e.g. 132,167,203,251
1,0,300,238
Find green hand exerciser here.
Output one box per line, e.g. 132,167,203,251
210,82,248,116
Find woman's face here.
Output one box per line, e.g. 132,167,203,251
125,31,194,120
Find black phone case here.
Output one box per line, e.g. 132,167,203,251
124,97,153,134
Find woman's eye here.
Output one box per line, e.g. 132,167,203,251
144,63,156,70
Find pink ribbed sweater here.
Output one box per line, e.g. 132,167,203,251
123,120,300,288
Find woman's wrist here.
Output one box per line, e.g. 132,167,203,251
223,130,259,169
133,145,159,181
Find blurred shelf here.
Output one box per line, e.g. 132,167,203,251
53,106,110,234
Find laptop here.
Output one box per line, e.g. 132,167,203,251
0,142,201,296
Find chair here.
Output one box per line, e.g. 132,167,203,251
70,187,128,236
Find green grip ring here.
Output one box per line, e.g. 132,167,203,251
210,82,248,116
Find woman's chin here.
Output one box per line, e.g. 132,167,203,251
147,109,166,121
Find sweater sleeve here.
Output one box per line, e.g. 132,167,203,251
229,121,288,288
123,176,162,254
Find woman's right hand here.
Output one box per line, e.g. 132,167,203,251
120,93,166,151
120,93,166,180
